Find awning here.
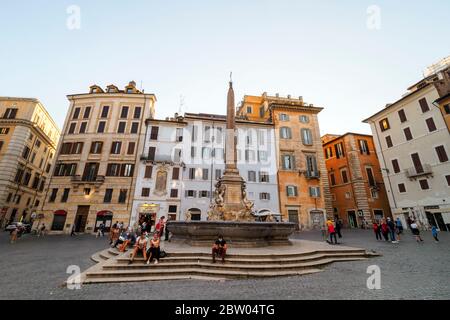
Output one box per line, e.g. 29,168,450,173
54,210,67,216
97,211,113,217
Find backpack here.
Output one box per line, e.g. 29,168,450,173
160,250,167,258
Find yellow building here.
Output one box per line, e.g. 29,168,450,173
0,97,60,228
41,82,156,234
237,93,333,229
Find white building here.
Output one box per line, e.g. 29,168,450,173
363,68,450,231
131,113,281,225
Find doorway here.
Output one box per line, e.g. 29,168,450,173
288,210,300,231
74,206,90,233
426,212,448,232
347,210,358,228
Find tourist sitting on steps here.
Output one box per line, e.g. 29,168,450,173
146,232,161,265
129,233,147,264
212,235,227,264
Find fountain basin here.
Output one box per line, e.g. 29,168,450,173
167,221,296,248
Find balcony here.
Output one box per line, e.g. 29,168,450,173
71,175,105,186
303,170,321,180
140,154,184,166
405,164,433,180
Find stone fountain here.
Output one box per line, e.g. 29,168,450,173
168,79,296,247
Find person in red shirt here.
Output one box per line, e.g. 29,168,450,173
327,220,338,245
373,221,382,240
155,216,166,238
380,219,389,241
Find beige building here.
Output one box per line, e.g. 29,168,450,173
363,64,450,231
41,82,156,234
237,93,333,229
0,97,60,227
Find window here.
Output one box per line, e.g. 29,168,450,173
104,189,113,203
359,140,369,155
446,175,450,187
79,122,87,134
171,189,180,200
306,155,318,178
215,127,223,144
259,171,269,183
286,186,298,197
61,189,70,203
147,147,156,161
134,107,142,119
191,126,198,142
392,159,400,173
144,166,153,179
97,121,106,133
419,179,429,190
444,104,450,115
301,129,313,145
3,108,18,119
341,169,349,184
83,107,91,119
260,193,271,200
425,118,437,132
379,118,390,132
118,189,127,203
398,109,407,123
176,128,183,142
245,150,255,162
127,142,136,155
110,142,122,155
150,127,159,140
0,128,10,135
385,136,393,148
49,189,58,202
258,151,268,162
73,108,81,120
169,206,177,213
330,173,336,186
202,169,209,180
246,132,253,146
411,153,424,174
419,98,430,113
68,123,76,134
299,115,309,123
122,164,134,177
39,178,46,192
54,163,77,176
172,168,180,180
257,130,265,146
186,190,196,198
247,106,252,114
280,114,289,121
189,168,196,180
282,155,295,170
117,122,126,134
130,122,139,134
403,127,413,141
191,147,196,158
335,143,345,158
202,147,211,159
345,192,351,199
366,167,376,187
215,169,222,180
204,126,211,142
35,140,41,148
121,106,129,119
309,186,321,198
82,163,99,181
435,145,448,163
398,183,406,193
280,127,292,139
248,171,256,182
325,147,333,159
199,191,209,198
22,146,30,159
142,188,150,197
89,141,103,154
101,106,109,118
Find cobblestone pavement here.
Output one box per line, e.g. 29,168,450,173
0,229,449,300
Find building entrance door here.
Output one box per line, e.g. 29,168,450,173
288,210,300,231
426,212,448,232
347,211,358,228
74,206,90,233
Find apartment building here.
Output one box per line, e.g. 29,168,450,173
322,133,391,228
363,64,450,231
0,97,60,227
41,82,156,234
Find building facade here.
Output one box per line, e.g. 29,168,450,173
237,93,332,230
0,97,60,227
131,112,280,225
41,82,156,234
322,133,392,228
363,66,450,231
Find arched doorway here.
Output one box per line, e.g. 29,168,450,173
51,210,67,231
187,208,202,221
310,210,325,230
95,211,113,232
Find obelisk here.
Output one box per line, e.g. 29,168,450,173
224,80,239,175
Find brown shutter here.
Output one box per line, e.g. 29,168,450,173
385,136,393,148
404,128,413,141
172,168,180,180
392,159,400,173
435,146,448,163
411,153,423,173
144,166,153,178
127,142,136,155
148,147,156,161
426,118,437,132
419,98,430,113
398,109,407,123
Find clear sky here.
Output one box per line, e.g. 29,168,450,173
1,0,449,135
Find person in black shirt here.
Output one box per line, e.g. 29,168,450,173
212,235,227,263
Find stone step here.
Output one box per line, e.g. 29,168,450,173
85,267,323,281
90,253,103,263
115,252,368,265
83,275,229,284
103,256,367,273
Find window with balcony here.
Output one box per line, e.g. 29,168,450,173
82,163,99,181
411,153,424,174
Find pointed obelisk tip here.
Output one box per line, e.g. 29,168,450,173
229,72,233,88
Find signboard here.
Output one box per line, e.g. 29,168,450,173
140,203,160,214
357,210,364,217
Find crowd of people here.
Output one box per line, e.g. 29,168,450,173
372,217,440,243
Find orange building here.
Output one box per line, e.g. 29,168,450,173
238,93,333,229
322,133,392,228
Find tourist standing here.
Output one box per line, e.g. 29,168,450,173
387,218,398,243
327,220,338,245
395,217,403,241
96,223,105,238
380,219,389,241
373,221,382,240
164,216,171,241
410,221,424,243
431,225,439,243
38,224,46,237
156,216,166,238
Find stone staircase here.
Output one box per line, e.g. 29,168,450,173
82,245,378,284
